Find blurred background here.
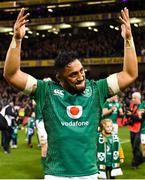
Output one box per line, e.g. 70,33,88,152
0,0,145,79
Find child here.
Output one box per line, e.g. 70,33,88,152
27,112,35,148
96,119,124,179
11,124,19,148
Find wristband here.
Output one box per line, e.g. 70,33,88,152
11,37,22,48
125,37,135,49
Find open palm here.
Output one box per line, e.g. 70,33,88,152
119,7,132,40
14,8,29,40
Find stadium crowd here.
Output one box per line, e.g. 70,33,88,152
0,26,145,61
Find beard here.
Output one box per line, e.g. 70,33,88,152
75,81,86,91
60,75,86,94
66,80,86,94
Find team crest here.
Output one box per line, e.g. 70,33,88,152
98,152,105,161
82,86,92,97
113,151,119,160
99,136,104,144
67,106,82,119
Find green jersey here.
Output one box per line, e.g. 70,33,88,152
27,117,35,129
139,101,145,134
103,101,122,124
32,79,109,177
35,104,43,123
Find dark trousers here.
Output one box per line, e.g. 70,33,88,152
106,166,115,179
28,134,33,145
130,131,143,166
12,137,17,145
0,114,8,130
1,127,12,152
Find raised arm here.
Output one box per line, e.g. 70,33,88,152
117,7,138,91
3,8,36,93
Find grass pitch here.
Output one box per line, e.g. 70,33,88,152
117,126,145,179
0,126,145,179
0,128,43,179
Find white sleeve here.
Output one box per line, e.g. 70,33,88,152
107,73,120,94
23,75,37,95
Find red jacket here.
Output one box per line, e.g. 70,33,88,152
128,103,141,133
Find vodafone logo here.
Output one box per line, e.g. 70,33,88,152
67,106,82,119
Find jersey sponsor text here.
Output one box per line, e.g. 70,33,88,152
61,121,89,127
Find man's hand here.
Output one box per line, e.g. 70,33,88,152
14,8,29,40
119,7,132,40
112,106,117,112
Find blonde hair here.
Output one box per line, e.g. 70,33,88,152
99,119,112,132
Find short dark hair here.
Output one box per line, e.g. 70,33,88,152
54,51,79,71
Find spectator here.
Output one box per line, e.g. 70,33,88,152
96,119,124,179
0,101,16,153
125,92,143,169
27,111,35,148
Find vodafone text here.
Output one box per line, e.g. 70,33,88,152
61,121,89,127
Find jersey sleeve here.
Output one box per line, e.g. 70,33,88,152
96,79,110,108
31,80,47,114
102,101,109,109
139,102,145,110
35,104,43,120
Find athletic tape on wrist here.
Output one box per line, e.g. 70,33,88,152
125,38,135,49
11,38,22,48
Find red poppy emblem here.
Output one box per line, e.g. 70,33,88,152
70,106,79,115
67,106,82,119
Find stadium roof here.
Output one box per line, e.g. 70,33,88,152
0,0,145,35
